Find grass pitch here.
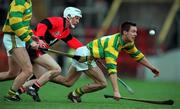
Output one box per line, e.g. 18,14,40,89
0,78,179,109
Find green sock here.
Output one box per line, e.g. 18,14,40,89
7,89,16,97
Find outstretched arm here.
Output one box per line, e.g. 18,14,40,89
124,44,160,77
61,34,83,49
139,57,160,77
109,74,121,100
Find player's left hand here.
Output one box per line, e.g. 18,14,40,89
113,91,121,101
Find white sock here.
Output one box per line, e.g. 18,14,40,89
72,91,78,96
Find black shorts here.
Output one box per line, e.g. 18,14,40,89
26,46,46,61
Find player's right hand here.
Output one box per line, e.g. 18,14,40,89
113,91,121,101
38,39,49,48
32,35,40,42
30,41,39,50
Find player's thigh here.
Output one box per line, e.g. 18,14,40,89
8,56,21,75
34,54,61,70
11,47,32,71
85,66,106,83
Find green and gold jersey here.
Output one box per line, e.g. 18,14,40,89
87,33,144,74
2,0,33,44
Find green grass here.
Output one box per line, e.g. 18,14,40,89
0,78,180,109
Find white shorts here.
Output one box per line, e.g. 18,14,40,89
3,34,26,56
72,46,97,71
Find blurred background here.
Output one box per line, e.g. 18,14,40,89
0,0,180,81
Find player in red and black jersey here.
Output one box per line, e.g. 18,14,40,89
28,16,83,59
16,7,84,102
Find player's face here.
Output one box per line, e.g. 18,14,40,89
71,16,81,26
126,26,137,42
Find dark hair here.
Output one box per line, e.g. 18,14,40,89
120,21,136,34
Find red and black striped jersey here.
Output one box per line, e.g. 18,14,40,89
33,16,83,49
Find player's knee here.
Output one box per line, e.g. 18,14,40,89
56,67,62,74
64,81,73,87
99,80,107,89
7,71,18,78
55,67,61,76
101,82,107,89
64,83,72,87
22,66,33,76
8,73,17,79
49,67,61,78
53,67,61,74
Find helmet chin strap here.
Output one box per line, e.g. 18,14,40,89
69,18,75,28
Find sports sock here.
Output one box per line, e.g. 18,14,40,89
7,88,17,97
17,86,26,94
73,88,85,96
32,81,41,92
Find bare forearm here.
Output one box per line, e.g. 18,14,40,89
109,73,121,100
139,57,160,77
139,57,155,70
109,74,119,92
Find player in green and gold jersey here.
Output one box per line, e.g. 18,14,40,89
2,0,40,101
63,21,160,103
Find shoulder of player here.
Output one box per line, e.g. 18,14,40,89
47,17,63,23
14,0,27,5
41,17,61,28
